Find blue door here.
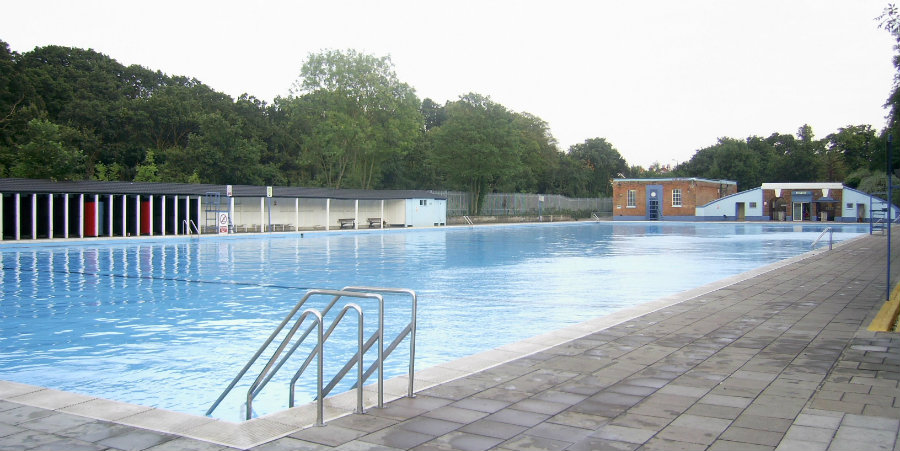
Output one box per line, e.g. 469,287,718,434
646,185,663,220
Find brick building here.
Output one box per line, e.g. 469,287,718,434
700,182,899,222
761,182,842,221
612,178,738,220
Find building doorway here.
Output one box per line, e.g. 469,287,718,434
645,185,663,220
817,201,836,221
771,197,787,221
792,202,810,221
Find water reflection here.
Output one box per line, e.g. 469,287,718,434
0,222,869,420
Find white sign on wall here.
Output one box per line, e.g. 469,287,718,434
218,212,229,235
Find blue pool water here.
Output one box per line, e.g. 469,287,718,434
0,222,868,420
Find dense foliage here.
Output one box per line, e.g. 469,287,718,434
671,124,885,190
1,26,898,204
0,42,625,203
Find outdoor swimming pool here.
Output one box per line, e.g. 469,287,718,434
0,221,869,421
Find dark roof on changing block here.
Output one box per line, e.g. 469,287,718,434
0,178,445,200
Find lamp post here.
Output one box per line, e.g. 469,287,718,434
888,135,893,302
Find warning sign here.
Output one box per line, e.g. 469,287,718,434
218,212,229,235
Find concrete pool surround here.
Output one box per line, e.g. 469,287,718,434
0,233,850,449
2,221,868,421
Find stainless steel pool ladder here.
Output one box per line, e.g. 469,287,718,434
182,219,200,236
811,227,833,250
206,287,418,424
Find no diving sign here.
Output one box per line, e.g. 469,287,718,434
218,212,229,234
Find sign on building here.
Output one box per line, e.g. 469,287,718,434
218,212,229,235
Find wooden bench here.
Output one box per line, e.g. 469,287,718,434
367,218,383,228
339,218,355,229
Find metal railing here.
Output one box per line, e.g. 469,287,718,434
435,190,612,216
338,287,417,402
290,303,364,413
182,219,200,236
206,287,417,424
811,227,834,250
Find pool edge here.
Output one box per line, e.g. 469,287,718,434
0,233,864,448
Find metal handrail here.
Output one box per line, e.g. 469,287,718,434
289,303,365,416
256,287,415,410
205,289,333,417
207,287,415,422
247,291,383,408
811,227,834,250
463,215,474,225
339,286,418,402
246,308,323,423
182,219,200,236
209,289,382,421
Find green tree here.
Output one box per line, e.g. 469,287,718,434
268,95,315,185
133,149,161,182
17,46,129,176
301,91,368,188
159,112,269,184
764,127,822,183
851,167,900,200
827,125,876,172
290,49,423,189
10,119,85,180
550,152,590,196
509,112,561,194
428,93,522,213
878,4,900,133
0,40,33,151
817,148,846,182
421,98,446,131
92,162,124,181
566,138,628,196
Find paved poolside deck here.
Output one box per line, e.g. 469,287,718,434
1,228,899,450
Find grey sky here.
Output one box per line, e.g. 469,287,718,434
2,0,895,167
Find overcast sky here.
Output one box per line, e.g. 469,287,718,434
2,1,896,167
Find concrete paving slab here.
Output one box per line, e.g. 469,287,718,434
1,230,899,450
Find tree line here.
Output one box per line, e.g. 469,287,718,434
2,19,899,208
667,124,890,195
0,43,628,206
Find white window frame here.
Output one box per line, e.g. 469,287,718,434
672,189,682,207
626,190,636,208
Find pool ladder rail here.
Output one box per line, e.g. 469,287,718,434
182,219,200,237
811,227,833,250
206,287,417,425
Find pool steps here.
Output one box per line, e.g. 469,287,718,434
206,287,418,424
